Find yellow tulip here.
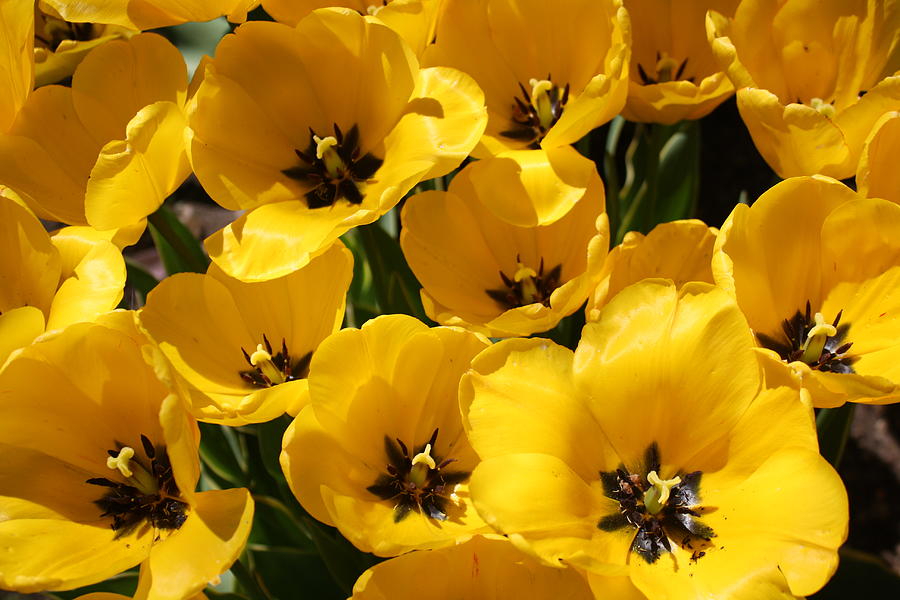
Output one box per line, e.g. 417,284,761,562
350,535,603,599
424,0,629,155
0,0,33,133
281,314,491,556
138,242,353,424
191,8,486,281
856,110,900,205
0,33,190,239
462,280,846,599
41,0,258,30
0,196,125,367
708,0,900,178
623,0,738,124
0,321,254,599
714,175,900,406
401,147,609,338
586,219,717,320
33,3,135,87
261,0,441,57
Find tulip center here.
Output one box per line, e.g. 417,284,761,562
367,428,470,523
240,334,312,388
637,51,693,85
87,435,188,538
486,256,562,309
756,301,856,373
282,123,383,209
598,443,715,564
501,76,570,147
34,16,95,53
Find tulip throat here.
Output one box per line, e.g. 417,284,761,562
367,428,470,523
637,51,694,85
34,15,95,54
487,256,562,310
282,123,383,209
87,435,188,538
240,334,312,388
597,443,715,564
501,76,570,147
756,301,856,373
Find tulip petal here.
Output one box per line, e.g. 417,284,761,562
134,488,254,600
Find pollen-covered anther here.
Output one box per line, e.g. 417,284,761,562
313,135,345,178
409,443,436,487
514,263,540,304
643,470,681,515
809,97,836,119
528,78,556,130
250,343,286,385
106,446,157,494
800,312,837,364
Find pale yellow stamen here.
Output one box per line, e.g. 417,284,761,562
514,262,540,304
313,135,345,178
644,470,681,515
106,446,157,494
366,4,384,15
409,443,436,487
655,51,678,83
809,97,836,119
107,446,135,478
250,344,285,385
528,78,556,130
801,312,837,364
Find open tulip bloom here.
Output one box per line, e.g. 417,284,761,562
714,176,900,406
190,8,486,282
401,147,609,338
0,321,254,599
138,241,353,424
708,0,900,178
0,33,191,240
424,0,630,156
281,315,491,556
461,280,847,599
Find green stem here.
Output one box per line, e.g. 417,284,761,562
816,403,856,468
147,208,208,274
603,117,625,243
230,558,271,600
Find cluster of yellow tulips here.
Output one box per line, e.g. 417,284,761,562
1,1,898,599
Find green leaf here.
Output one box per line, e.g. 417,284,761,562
816,403,855,468
199,422,248,487
811,548,900,598
655,121,699,224
255,416,292,483
300,517,381,596
247,546,345,600
341,229,379,327
124,257,159,305
357,219,426,320
147,205,209,275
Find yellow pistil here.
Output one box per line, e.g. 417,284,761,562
809,97,836,119
366,3,385,16
409,443,436,487
250,343,286,385
801,312,837,364
106,446,157,494
655,52,678,83
529,78,556,130
313,135,345,179
643,470,681,515
514,262,540,304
